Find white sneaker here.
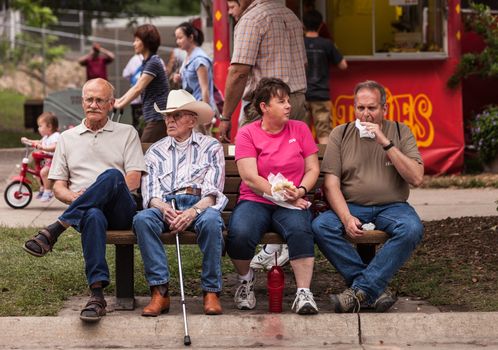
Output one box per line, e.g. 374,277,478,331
234,277,256,310
276,245,289,267
39,192,53,202
250,245,290,270
250,248,274,270
292,290,319,315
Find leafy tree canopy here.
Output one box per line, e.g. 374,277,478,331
448,2,498,87
40,0,200,17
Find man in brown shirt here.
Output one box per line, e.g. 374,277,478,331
312,80,424,313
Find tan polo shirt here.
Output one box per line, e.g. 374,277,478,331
49,119,146,192
321,120,423,205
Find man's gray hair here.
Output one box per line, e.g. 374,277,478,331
354,80,386,106
82,78,115,98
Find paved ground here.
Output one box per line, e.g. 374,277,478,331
1,148,497,349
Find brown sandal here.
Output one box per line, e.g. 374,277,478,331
80,296,107,323
22,228,57,257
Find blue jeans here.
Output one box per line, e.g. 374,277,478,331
226,200,314,260
59,169,137,287
132,195,224,293
312,202,423,303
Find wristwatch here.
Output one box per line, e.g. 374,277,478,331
192,206,202,216
219,114,231,122
383,140,395,151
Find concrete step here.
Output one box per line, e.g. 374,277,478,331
1,311,496,349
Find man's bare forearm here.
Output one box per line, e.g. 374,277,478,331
53,181,80,205
222,64,250,118
125,171,142,192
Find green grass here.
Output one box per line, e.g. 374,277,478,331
0,89,26,130
392,239,498,312
0,226,235,316
0,129,39,148
393,259,498,311
136,0,200,16
421,174,498,188
0,89,39,148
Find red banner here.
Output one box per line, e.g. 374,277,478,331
330,59,464,175
212,0,241,140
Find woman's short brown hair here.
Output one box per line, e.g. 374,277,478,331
253,77,291,115
134,24,161,55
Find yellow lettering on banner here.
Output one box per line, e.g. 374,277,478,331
332,95,355,127
332,89,435,148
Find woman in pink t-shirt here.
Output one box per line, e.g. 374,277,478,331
226,78,320,314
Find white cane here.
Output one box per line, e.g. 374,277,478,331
171,199,192,346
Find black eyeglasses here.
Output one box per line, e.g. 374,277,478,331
164,111,196,121
83,97,111,108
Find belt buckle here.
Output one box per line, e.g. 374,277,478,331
186,187,200,196
174,187,200,196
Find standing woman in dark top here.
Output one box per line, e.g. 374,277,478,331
115,24,169,143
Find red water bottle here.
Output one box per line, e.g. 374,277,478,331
267,253,284,313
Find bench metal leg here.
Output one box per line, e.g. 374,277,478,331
357,244,376,265
114,244,135,310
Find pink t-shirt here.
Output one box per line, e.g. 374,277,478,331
235,119,318,204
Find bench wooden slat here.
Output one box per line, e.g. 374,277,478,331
346,230,389,244
107,230,388,246
225,160,238,176
108,231,276,245
107,231,291,245
223,177,242,192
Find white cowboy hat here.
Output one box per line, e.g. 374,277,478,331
154,89,214,124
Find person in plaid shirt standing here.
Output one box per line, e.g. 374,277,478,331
219,0,308,272
218,0,308,143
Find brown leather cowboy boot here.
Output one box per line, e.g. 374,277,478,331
203,292,223,315
142,284,170,317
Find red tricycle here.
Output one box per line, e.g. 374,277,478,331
4,140,53,209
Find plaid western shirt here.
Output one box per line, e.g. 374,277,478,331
232,0,307,100
141,132,228,211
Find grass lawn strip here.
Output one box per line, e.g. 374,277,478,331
1,216,496,316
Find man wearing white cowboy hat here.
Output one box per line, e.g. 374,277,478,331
133,89,228,316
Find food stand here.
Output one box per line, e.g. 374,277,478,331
212,0,465,174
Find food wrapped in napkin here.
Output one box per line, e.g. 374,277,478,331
355,119,375,139
268,173,296,201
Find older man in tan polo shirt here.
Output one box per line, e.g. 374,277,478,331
23,78,146,323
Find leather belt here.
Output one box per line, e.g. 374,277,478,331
173,187,201,196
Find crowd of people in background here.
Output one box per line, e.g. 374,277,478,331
75,0,348,145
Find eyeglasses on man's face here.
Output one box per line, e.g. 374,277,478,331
164,111,196,121
83,97,111,108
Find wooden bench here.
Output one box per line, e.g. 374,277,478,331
107,143,388,310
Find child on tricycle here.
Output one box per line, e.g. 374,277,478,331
21,112,60,202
